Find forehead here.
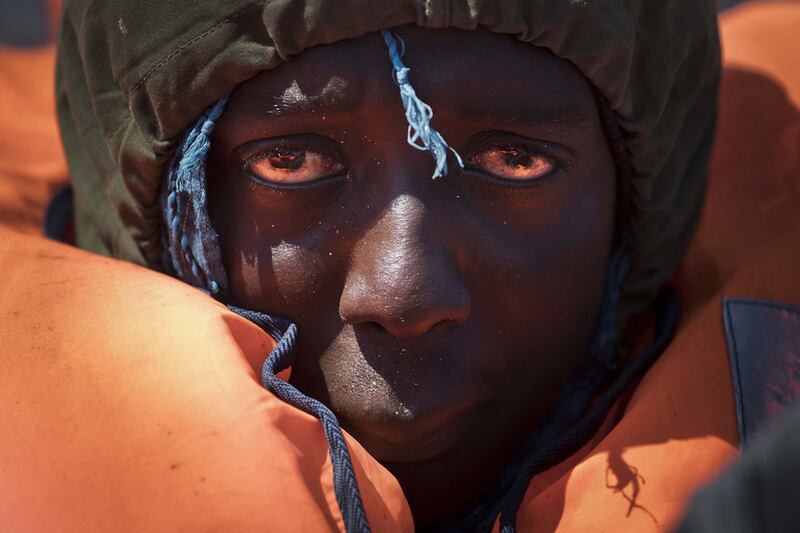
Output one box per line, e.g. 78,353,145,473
223,26,594,131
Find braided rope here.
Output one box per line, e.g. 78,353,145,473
230,306,372,533
164,95,230,295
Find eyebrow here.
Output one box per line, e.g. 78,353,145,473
455,100,591,133
261,76,591,134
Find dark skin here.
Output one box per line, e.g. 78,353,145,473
208,26,616,527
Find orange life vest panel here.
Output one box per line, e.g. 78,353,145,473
0,228,413,531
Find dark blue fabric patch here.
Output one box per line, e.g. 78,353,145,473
44,185,73,242
717,0,750,11
723,297,800,449
0,0,50,47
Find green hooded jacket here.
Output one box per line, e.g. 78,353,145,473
56,0,720,328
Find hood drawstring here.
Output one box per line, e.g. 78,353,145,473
163,94,230,298
380,29,463,179
230,306,372,533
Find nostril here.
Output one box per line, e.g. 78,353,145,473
427,317,462,334
340,277,471,339
365,321,390,336
372,309,468,339
353,317,426,338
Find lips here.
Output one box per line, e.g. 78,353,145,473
341,399,482,463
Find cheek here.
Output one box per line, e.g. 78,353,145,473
464,170,616,376
230,242,334,311
210,170,351,316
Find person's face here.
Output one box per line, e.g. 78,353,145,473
208,26,615,525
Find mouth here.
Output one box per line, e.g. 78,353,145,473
341,399,482,464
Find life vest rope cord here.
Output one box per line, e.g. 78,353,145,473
230,305,372,533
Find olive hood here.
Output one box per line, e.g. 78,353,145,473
56,0,720,322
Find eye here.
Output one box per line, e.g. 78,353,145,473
246,146,346,185
466,145,555,181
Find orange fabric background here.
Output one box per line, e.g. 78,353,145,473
0,228,413,531
0,36,67,234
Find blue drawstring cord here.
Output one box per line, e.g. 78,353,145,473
164,95,230,297
229,307,372,533
380,29,463,179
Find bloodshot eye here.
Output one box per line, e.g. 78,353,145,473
246,146,346,185
467,145,555,182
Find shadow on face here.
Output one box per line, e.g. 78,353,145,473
207,25,616,526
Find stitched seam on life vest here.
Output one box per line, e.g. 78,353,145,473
724,297,800,317
130,1,261,95
724,298,748,447
723,297,800,450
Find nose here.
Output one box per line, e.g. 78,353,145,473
339,194,471,338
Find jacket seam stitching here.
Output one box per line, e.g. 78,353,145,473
130,1,261,95
723,297,800,316
723,298,747,448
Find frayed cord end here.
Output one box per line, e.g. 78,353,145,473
380,29,463,179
